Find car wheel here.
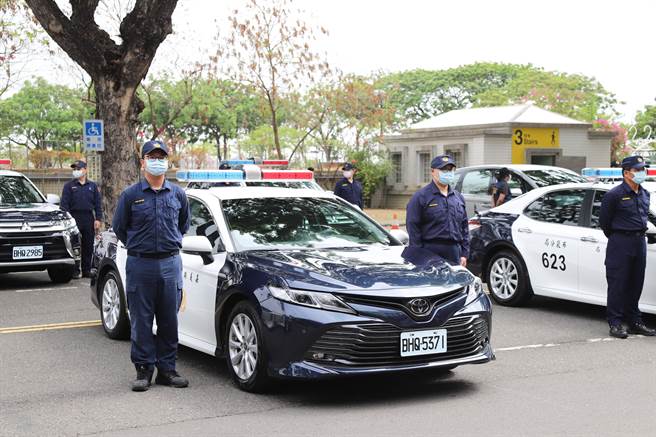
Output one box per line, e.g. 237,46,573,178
47,266,74,283
486,250,532,306
225,301,271,393
99,270,130,340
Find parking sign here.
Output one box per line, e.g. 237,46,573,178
83,119,104,152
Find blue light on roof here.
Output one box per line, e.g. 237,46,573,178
221,160,255,166
176,169,245,182
581,168,622,177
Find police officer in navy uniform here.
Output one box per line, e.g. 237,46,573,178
112,140,191,391
60,160,102,278
600,155,656,338
334,163,363,209
406,155,469,266
492,167,512,207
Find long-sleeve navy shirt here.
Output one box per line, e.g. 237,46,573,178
334,177,364,208
112,179,190,253
405,182,470,258
60,179,103,219
599,181,650,237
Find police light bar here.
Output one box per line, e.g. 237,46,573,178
648,169,656,176
261,170,313,180
220,159,289,166
581,168,623,178
0,159,11,168
176,169,245,182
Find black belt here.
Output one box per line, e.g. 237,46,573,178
612,230,645,237
423,239,459,245
128,251,179,259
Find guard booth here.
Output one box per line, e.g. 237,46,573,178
383,103,614,208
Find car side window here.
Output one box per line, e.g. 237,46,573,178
524,189,586,226
508,172,530,195
589,190,605,229
461,170,493,195
187,198,222,252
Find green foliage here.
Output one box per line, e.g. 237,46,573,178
0,77,91,150
240,124,306,159
633,103,656,146
347,150,392,201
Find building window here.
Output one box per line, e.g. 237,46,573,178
418,152,431,183
444,148,462,167
390,153,402,184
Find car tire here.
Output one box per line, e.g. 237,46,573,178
47,265,74,283
99,270,130,340
224,301,271,393
486,250,532,306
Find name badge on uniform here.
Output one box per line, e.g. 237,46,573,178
342,183,349,187
621,197,631,201
428,203,438,207
133,198,145,204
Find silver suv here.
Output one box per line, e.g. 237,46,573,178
454,164,588,217
0,170,81,283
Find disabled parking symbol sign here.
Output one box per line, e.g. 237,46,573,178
83,119,104,152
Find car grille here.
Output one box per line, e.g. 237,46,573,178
0,233,69,262
305,315,489,367
339,287,466,320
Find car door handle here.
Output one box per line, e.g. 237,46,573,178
580,236,598,243
517,228,532,233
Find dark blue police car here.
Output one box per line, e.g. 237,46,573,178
91,185,493,392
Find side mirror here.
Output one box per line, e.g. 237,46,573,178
390,228,409,245
182,236,214,265
647,222,656,244
47,194,60,205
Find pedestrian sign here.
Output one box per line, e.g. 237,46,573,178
83,120,104,152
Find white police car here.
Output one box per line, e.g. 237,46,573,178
90,173,493,391
183,160,324,191
468,182,656,313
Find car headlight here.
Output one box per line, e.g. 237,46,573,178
465,277,484,305
269,285,356,314
61,213,78,232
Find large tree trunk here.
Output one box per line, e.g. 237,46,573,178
95,78,142,220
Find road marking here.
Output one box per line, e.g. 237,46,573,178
495,335,645,352
0,320,101,334
15,286,78,293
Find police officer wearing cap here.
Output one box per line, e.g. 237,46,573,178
600,155,656,338
406,155,469,266
334,162,363,209
60,160,102,278
112,140,191,391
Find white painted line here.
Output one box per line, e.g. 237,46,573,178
15,286,78,293
496,335,644,352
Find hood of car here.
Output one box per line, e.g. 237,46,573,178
0,203,67,223
243,245,474,293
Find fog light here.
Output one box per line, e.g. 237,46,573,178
312,352,324,360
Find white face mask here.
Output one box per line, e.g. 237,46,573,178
343,170,354,179
72,170,84,179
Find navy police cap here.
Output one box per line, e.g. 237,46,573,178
621,155,646,170
70,159,87,169
431,155,456,169
342,162,356,171
141,140,169,158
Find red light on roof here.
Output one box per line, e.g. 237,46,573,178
261,170,313,180
0,159,11,167
261,160,289,166
647,169,656,176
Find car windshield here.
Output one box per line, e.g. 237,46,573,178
222,197,395,250
0,176,44,205
523,169,588,187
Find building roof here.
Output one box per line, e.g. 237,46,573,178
409,103,588,131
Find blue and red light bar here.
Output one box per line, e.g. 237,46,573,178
221,159,289,166
261,170,313,180
176,167,313,182
0,159,11,169
583,167,656,178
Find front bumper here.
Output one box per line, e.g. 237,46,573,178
0,229,81,273
259,291,494,380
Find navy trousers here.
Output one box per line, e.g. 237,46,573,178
72,212,94,274
126,254,183,371
605,233,646,326
423,241,461,265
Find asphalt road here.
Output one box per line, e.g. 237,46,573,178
2,271,656,437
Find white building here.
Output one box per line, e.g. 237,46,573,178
383,104,613,208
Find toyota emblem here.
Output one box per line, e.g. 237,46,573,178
408,298,431,315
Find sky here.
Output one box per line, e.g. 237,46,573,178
35,0,656,123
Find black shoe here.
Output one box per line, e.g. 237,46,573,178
155,369,189,388
627,323,656,336
131,365,153,392
609,324,628,339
